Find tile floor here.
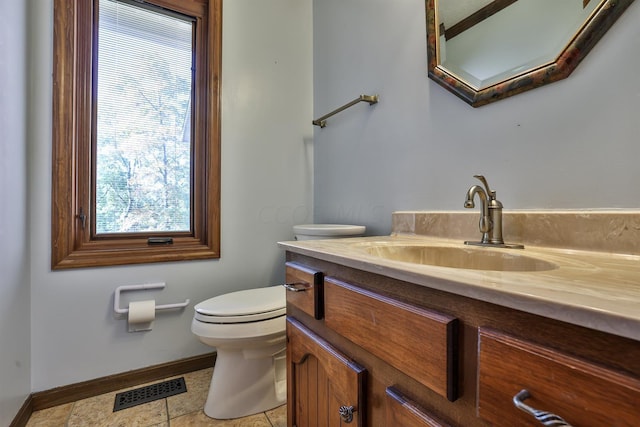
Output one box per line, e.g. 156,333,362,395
26,368,287,427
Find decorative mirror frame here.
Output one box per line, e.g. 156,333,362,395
426,0,635,107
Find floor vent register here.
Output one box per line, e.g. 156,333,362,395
113,377,187,412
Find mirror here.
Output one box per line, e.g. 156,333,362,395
426,0,635,107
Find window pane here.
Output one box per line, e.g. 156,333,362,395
95,0,193,234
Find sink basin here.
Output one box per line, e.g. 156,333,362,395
363,245,558,272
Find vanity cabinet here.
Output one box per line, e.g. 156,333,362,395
285,262,457,426
284,257,640,426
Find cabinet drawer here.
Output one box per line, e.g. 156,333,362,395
285,262,323,319
478,328,640,426
324,277,458,401
386,387,451,427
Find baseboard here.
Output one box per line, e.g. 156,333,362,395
9,395,32,427
11,352,215,426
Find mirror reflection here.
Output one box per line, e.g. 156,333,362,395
438,0,601,89
426,0,636,106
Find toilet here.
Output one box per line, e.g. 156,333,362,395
191,286,287,419
293,224,365,240
191,224,365,419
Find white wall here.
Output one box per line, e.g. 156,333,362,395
28,0,312,392
313,0,640,236
0,0,31,423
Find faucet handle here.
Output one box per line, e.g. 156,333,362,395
474,175,495,199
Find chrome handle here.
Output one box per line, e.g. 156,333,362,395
513,390,574,427
339,405,354,423
283,282,310,292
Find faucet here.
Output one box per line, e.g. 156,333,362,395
464,175,523,249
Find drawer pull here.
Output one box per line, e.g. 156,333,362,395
283,282,311,292
339,405,354,423
513,390,573,427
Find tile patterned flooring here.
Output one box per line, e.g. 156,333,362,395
26,368,287,427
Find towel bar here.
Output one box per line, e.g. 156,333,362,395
313,94,379,128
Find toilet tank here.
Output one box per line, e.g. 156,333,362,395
293,224,365,241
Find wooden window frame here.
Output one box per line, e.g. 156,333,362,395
52,0,221,269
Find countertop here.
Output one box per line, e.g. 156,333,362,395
279,234,640,341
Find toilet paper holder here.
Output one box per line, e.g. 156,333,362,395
113,282,190,315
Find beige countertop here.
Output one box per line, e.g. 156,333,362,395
278,234,640,341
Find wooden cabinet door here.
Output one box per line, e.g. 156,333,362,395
287,317,366,427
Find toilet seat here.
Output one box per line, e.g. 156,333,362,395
194,286,285,324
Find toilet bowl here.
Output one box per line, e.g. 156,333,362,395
191,286,286,419
191,225,364,419
293,224,365,240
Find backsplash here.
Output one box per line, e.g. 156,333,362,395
392,211,640,255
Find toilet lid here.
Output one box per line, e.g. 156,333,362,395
194,286,285,324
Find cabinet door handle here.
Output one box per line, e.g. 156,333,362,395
283,282,311,292
513,389,573,427
339,405,354,423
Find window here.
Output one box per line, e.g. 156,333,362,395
52,0,221,269
95,1,194,235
